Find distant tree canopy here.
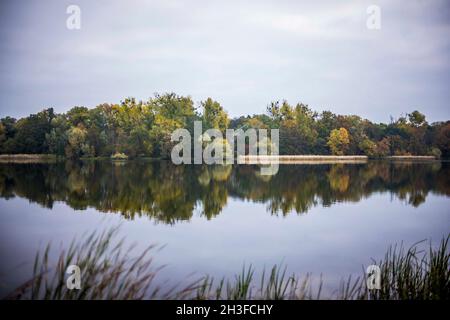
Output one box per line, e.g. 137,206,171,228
0,94,449,158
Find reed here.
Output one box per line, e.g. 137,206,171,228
365,237,449,300
5,229,448,300
5,227,198,300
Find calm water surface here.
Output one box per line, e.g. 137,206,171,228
0,161,449,296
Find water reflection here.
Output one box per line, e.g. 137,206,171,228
0,161,448,224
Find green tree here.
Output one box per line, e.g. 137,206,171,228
434,122,450,157
46,115,69,155
201,98,229,131
149,93,197,158
66,125,88,158
67,106,90,127
0,122,5,145
5,108,54,154
359,138,377,157
408,110,427,127
128,125,153,157
0,117,17,139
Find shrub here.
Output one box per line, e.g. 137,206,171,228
430,147,442,159
111,152,128,160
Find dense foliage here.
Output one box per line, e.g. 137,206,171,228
0,93,449,158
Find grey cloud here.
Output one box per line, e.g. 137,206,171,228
0,0,449,122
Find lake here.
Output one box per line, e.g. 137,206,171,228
0,160,449,297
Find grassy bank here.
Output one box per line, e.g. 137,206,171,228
238,155,369,164
0,154,162,163
387,155,438,160
0,154,440,164
0,154,60,163
4,228,448,300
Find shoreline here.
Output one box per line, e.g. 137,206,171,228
0,154,60,163
238,155,369,164
386,155,437,160
0,154,440,164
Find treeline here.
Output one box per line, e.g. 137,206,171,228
0,93,449,158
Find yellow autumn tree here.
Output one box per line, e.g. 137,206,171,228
327,127,350,155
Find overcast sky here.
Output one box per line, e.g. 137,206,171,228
0,0,449,122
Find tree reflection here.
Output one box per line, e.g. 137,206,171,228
0,161,448,223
